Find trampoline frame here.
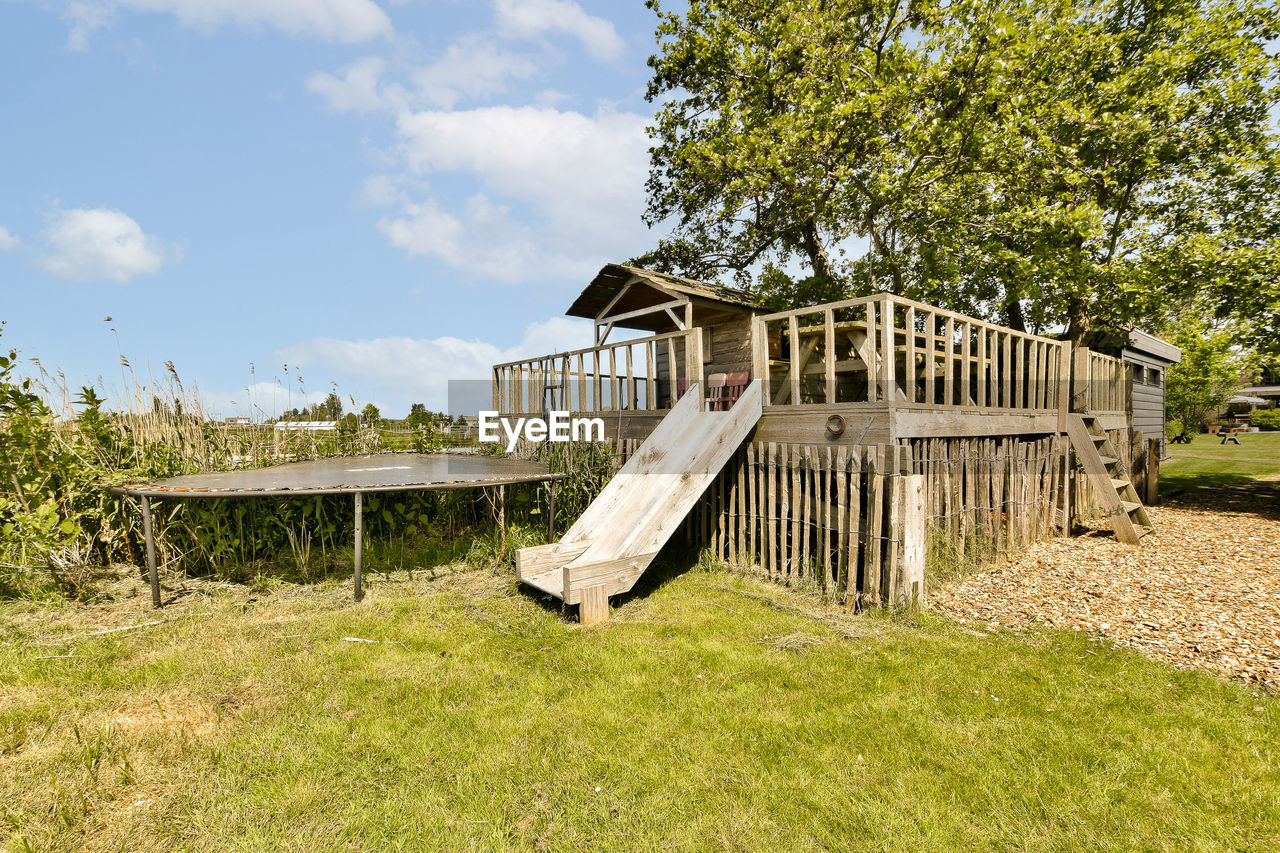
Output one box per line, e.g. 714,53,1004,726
112,456,566,608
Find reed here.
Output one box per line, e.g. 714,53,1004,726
0,329,517,598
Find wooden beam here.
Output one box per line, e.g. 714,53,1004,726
598,298,687,326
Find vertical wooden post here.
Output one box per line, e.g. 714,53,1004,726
666,337,678,407
899,474,926,609
1072,346,1090,413
645,343,655,410
865,302,878,403
1147,436,1160,505
141,496,160,608
880,296,896,402
579,585,608,625
976,325,987,408
751,316,767,398
824,309,836,403
491,367,500,412
788,315,802,405
353,491,364,602
684,327,705,409
943,316,955,406
904,305,917,403
1057,341,1072,431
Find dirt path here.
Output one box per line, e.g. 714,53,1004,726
932,486,1280,687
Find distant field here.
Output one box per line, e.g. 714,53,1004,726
1160,432,1280,495
3,558,1277,852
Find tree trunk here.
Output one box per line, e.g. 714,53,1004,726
801,219,835,281
1001,282,1026,332
1064,297,1090,345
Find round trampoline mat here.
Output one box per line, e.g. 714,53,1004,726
113,453,564,498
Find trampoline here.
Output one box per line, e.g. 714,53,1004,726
113,453,566,607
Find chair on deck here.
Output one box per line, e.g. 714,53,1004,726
723,371,750,409
707,373,728,410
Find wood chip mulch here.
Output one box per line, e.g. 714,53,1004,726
931,485,1280,688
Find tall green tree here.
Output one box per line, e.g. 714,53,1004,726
643,0,1280,342
1164,313,1253,433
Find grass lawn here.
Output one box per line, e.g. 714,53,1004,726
3,558,1278,852
1160,431,1280,495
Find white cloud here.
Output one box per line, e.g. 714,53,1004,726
307,56,407,112
276,316,594,412
308,38,537,113
494,0,625,61
63,2,113,51
0,226,19,252
69,0,392,46
38,207,180,282
380,105,651,280
197,381,329,421
411,35,539,109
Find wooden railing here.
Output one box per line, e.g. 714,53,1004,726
492,328,704,414
751,294,1069,413
1072,348,1127,414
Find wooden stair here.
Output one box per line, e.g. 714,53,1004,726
515,381,763,623
1065,414,1153,544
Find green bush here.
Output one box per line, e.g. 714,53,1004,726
1251,408,1280,430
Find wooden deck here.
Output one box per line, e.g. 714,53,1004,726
491,292,1134,445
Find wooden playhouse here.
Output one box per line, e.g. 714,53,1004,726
493,264,1179,623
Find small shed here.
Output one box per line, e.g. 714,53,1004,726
567,264,764,381
1085,328,1181,450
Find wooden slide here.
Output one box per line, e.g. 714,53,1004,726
516,381,763,623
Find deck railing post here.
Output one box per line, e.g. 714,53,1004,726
1057,341,1072,431
750,315,768,403
823,310,836,403
685,327,705,409
880,295,896,402
1072,346,1090,413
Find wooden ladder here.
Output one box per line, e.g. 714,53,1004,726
1065,414,1153,544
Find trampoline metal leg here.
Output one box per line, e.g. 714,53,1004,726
353,491,364,602
142,496,160,609
548,480,556,542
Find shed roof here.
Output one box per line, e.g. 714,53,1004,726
566,263,762,321
1124,329,1182,364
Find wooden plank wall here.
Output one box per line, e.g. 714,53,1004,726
678,436,1070,609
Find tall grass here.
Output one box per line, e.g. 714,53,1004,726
0,330,563,599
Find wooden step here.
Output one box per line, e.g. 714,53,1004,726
515,541,590,580
1066,414,1152,545
521,567,563,598
1132,525,1153,539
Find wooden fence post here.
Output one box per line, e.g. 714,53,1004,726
898,473,926,609
1146,436,1161,505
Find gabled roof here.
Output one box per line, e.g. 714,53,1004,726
566,263,763,321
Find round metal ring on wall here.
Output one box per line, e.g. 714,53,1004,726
826,414,846,437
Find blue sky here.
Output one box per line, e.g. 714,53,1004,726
0,0,662,417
